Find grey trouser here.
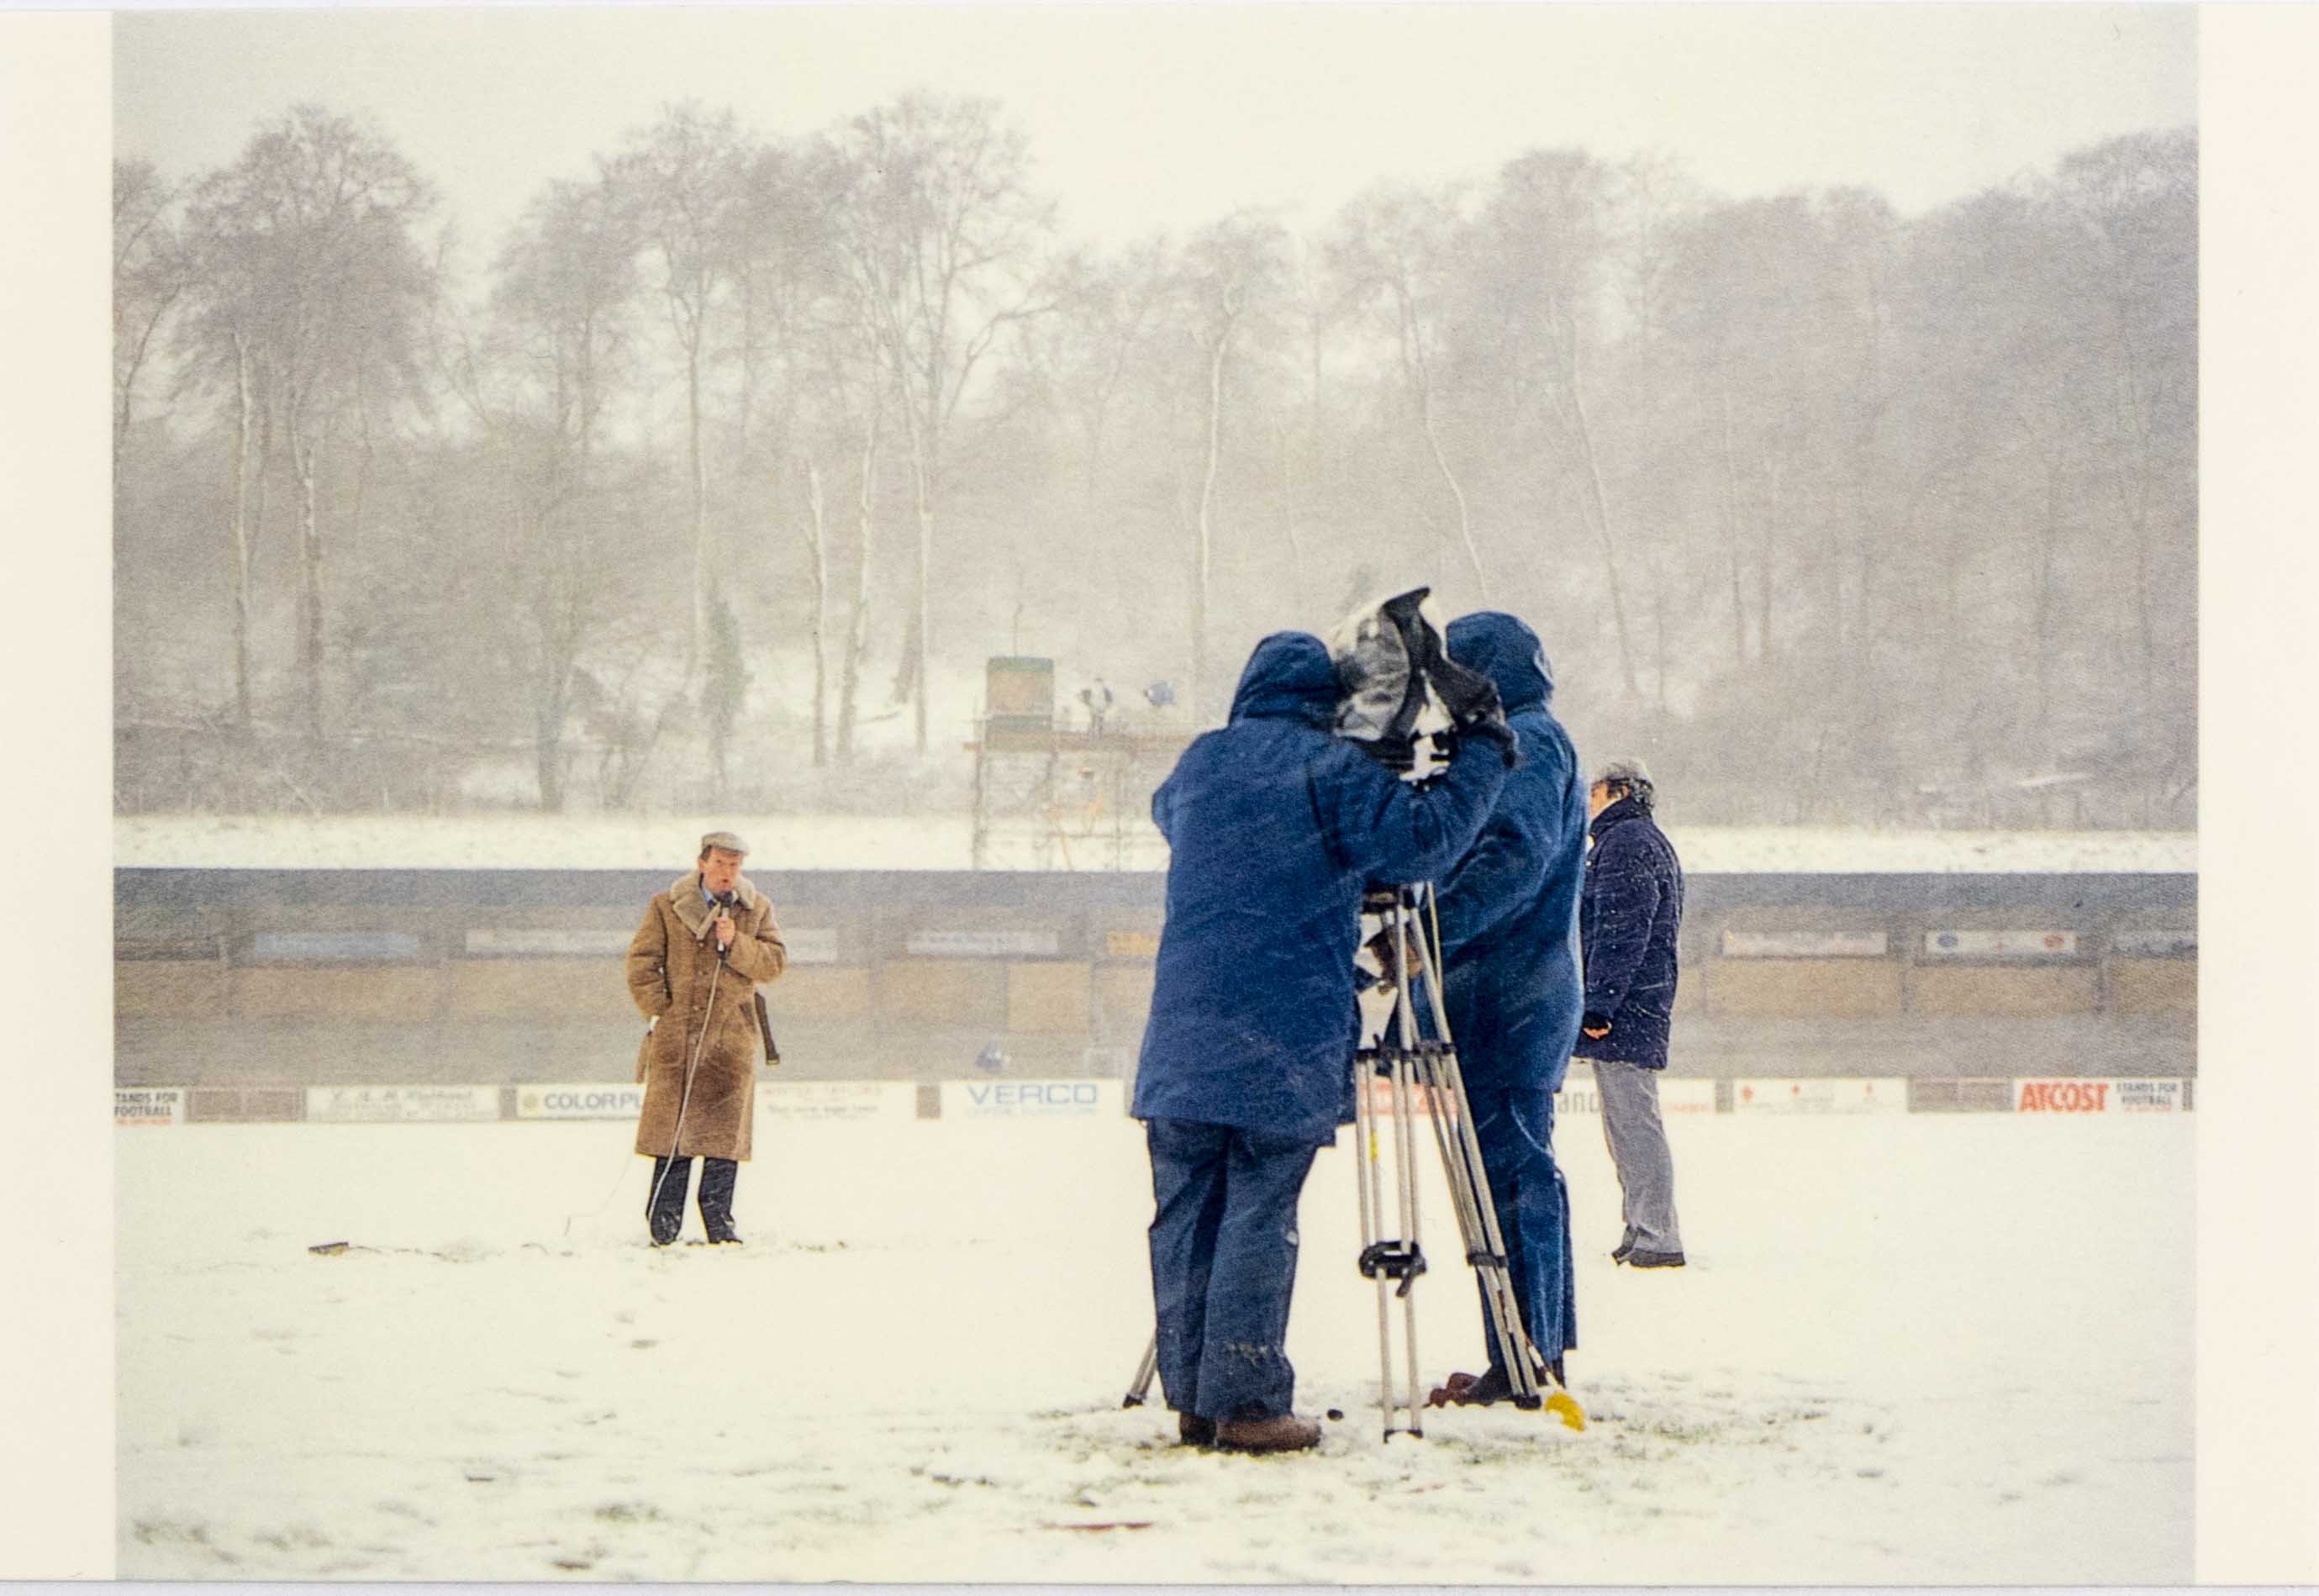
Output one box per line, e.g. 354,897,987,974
1591,1057,1683,1252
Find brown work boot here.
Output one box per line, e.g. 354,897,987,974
1177,1412,1216,1446
1214,1413,1322,1453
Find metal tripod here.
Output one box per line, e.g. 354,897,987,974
1352,881,1580,1436
1120,881,1583,1437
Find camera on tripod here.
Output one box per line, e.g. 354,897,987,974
1327,587,1512,778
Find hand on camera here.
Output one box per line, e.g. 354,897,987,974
1416,624,1521,768
1457,703,1520,767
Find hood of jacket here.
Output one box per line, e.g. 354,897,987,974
1446,611,1553,714
1228,631,1340,731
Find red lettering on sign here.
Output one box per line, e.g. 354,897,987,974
2017,1081,2111,1113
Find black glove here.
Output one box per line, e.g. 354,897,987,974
1455,699,1518,767
1412,616,1520,768
1352,731,1418,773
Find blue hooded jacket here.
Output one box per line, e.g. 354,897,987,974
1431,613,1589,1096
1132,632,1509,1144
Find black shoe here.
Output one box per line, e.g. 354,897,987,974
705,1230,744,1246
1177,1413,1216,1446
1611,1239,1635,1263
1626,1248,1685,1269
1428,1365,1515,1407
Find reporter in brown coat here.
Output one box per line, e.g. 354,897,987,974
625,831,787,1245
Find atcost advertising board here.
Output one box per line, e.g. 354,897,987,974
2014,1077,2189,1114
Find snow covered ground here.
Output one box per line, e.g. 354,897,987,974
114,810,2195,873
118,1110,2192,1583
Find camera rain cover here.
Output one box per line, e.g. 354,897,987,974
1327,587,1441,744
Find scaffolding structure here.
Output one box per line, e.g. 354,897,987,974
966,657,1189,870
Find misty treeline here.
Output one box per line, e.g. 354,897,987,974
113,95,2195,827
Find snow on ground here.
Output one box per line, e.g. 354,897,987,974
118,1111,2191,1583
116,810,2195,873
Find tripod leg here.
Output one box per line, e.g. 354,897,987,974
1383,900,1431,1438
1352,1041,1400,1440
1410,884,1584,1430
1437,1044,1543,1401
1391,1048,1425,1438
1123,1330,1158,1409
1410,1040,1531,1400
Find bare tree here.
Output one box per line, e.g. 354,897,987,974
614,103,751,685
702,584,749,798
178,161,274,730
260,109,435,740
729,136,850,766
1472,150,1640,696
1607,152,1709,708
1607,151,1710,345
1326,181,1489,597
1661,192,1836,675
2053,130,2197,719
793,134,895,767
833,92,1057,751
1816,187,1901,680
1037,238,1173,515
1169,212,1289,718
838,368,883,763
448,172,641,809
795,454,834,766
113,159,187,487
177,108,434,737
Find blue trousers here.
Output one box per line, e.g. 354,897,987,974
1468,1084,1577,1372
1145,1117,1320,1423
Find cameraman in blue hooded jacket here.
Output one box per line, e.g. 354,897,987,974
1132,630,1512,1452
1425,611,1589,1406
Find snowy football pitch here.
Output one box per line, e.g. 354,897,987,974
119,1108,2190,1583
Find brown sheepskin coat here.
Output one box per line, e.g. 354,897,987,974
626,871,786,1160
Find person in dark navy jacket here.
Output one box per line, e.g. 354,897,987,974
1132,630,1512,1452
1424,611,1588,1407
1573,757,1688,1268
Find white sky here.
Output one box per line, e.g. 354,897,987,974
115,3,2196,261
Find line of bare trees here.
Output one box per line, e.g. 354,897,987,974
113,95,2195,825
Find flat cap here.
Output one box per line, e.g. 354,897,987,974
698,830,751,856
